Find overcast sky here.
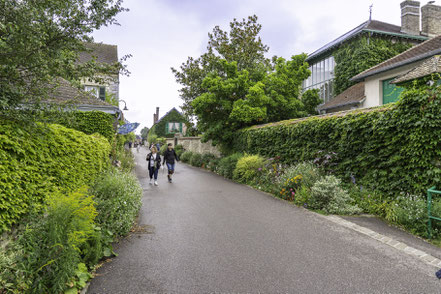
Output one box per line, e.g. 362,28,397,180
92,0,415,133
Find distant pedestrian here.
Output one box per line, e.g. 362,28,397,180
146,146,161,186
163,143,179,183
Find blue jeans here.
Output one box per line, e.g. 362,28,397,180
166,163,175,172
149,167,158,180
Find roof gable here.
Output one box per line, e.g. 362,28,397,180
306,20,427,62
392,55,441,84
79,43,118,65
155,107,184,125
352,35,441,81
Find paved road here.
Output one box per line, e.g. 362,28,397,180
87,147,441,293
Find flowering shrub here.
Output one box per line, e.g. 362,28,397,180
310,175,362,215
279,175,302,201
190,153,203,167
233,154,267,184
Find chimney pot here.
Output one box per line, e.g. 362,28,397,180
401,1,421,35
422,2,441,37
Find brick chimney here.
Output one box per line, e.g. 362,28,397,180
422,1,441,37
401,1,421,35
153,107,159,124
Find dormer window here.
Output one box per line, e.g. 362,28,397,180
84,85,106,101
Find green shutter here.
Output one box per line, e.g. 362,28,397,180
382,78,404,104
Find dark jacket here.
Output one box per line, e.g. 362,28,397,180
163,148,179,164
146,152,161,170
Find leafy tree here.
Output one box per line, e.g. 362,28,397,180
192,56,310,148
171,15,270,119
301,89,322,115
265,54,310,121
0,0,128,111
140,127,149,141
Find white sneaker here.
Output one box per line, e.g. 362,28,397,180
149,179,153,185
154,181,158,186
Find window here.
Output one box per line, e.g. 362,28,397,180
166,122,183,134
84,85,106,101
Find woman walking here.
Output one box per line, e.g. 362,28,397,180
146,146,161,186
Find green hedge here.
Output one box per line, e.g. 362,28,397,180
0,119,111,232
234,84,441,197
44,110,115,141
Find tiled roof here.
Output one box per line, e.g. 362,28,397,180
317,82,365,111
306,20,427,62
352,35,441,81
46,78,114,107
79,43,118,65
392,55,441,84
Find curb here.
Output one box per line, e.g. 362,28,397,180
324,215,441,268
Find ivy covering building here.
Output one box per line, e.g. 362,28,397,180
302,0,439,113
149,107,188,138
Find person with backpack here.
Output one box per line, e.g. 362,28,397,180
146,146,161,186
162,143,179,183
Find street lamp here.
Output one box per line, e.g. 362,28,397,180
119,99,128,111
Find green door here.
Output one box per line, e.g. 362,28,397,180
382,78,404,104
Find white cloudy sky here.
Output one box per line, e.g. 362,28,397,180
92,0,413,133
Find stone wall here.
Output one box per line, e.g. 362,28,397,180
168,136,221,156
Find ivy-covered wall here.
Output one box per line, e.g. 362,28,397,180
333,35,412,96
148,108,187,138
234,83,441,197
0,120,111,232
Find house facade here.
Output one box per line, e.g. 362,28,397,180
150,107,188,138
351,35,441,108
79,43,120,105
304,1,432,107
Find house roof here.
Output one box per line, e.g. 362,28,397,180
391,55,441,84
79,43,118,65
154,107,184,126
352,35,441,81
317,82,365,111
306,20,427,62
47,78,117,109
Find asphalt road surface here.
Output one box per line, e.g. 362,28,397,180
87,147,441,293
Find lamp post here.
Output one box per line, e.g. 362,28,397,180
119,99,128,111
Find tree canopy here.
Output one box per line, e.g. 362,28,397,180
0,0,128,110
173,15,319,149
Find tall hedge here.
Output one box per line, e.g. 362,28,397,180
234,84,441,197
44,110,115,141
0,120,111,232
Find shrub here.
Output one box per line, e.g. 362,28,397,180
390,194,427,236
0,120,110,233
116,147,135,172
280,162,321,189
233,154,266,183
208,157,220,172
310,175,361,215
90,168,142,237
201,153,216,168
190,153,203,167
2,189,97,293
175,144,184,157
160,144,168,155
180,151,193,163
217,153,243,179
